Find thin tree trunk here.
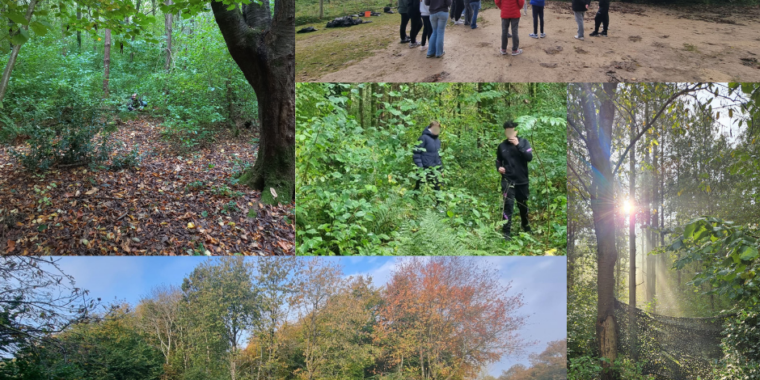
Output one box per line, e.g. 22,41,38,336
165,0,173,71
103,29,112,97
77,8,82,50
628,113,637,361
0,0,37,107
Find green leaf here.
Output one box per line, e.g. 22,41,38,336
227,4,237,10
11,28,30,45
740,245,759,261
7,12,29,25
30,21,48,36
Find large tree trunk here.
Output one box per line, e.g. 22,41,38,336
579,83,619,379
103,29,111,97
210,0,295,205
165,0,173,71
0,0,37,108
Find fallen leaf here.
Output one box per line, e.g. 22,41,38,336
270,188,278,198
86,188,99,195
6,240,15,253
187,222,196,229
545,248,558,256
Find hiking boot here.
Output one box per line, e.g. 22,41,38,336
529,33,539,39
511,48,523,56
589,30,600,37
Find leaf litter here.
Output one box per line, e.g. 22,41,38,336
0,117,294,256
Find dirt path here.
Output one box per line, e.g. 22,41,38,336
304,1,760,82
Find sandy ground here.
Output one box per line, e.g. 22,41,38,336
304,1,760,82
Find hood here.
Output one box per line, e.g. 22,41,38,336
422,127,439,139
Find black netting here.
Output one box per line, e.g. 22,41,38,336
614,299,735,380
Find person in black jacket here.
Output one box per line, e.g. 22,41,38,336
413,121,443,193
572,0,591,40
495,120,533,240
589,0,609,37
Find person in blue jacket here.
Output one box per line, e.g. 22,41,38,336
412,121,443,193
496,121,533,241
528,0,545,39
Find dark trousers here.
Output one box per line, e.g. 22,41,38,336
409,4,423,42
451,0,465,21
594,6,609,32
532,5,544,34
501,18,519,51
414,171,442,192
400,12,410,40
421,15,432,46
502,182,529,235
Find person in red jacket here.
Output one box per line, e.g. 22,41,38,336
495,0,524,56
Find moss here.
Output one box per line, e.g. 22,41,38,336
239,146,294,206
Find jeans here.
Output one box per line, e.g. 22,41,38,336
501,18,519,51
594,6,609,32
532,5,544,34
421,15,432,46
428,11,448,57
400,12,410,40
574,11,585,38
469,1,480,28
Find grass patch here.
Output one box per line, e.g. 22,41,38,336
296,12,398,81
296,0,389,25
683,43,698,52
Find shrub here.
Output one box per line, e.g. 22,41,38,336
716,308,760,379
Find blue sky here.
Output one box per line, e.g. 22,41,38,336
54,256,566,376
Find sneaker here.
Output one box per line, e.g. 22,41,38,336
400,37,411,43
455,20,464,25
435,51,445,58
420,45,427,51
529,33,538,39
511,48,523,56
540,33,546,38
601,30,608,37
426,54,434,58
471,25,478,29
574,35,584,41
507,34,512,38
589,31,600,37
499,48,508,55
409,42,420,48
503,233,512,241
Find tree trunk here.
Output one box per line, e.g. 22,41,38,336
628,112,637,361
359,85,364,128
579,83,619,379
651,129,659,313
165,0,173,71
131,0,142,61
77,8,82,50
0,0,37,108
210,0,295,205
103,29,111,97
319,0,324,19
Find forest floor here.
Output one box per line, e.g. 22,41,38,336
0,117,295,255
296,1,760,82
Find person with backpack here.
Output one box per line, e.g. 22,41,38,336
425,0,451,58
528,0,545,39
409,0,423,47
495,0,524,56
496,121,533,241
572,0,591,40
419,0,432,50
413,121,443,193
398,0,411,43
589,0,609,37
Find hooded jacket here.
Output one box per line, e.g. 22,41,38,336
413,127,442,169
398,0,410,14
495,136,533,185
495,0,524,19
530,0,545,7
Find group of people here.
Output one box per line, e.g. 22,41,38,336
396,0,610,58
412,121,533,241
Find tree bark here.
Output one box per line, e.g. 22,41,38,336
0,0,37,108
165,0,173,71
131,0,142,61
103,29,111,97
578,83,619,379
628,109,637,361
77,8,82,50
210,0,295,205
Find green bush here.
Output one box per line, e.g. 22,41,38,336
716,308,760,379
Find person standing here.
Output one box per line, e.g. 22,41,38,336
528,0,545,38
468,0,481,29
426,0,451,58
409,0,423,47
399,0,411,43
451,0,465,25
495,121,533,241
495,0,524,56
572,0,591,40
589,0,609,37
413,121,443,193
420,0,432,51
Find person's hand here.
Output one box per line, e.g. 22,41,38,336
498,167,506,174
508,137,518,145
